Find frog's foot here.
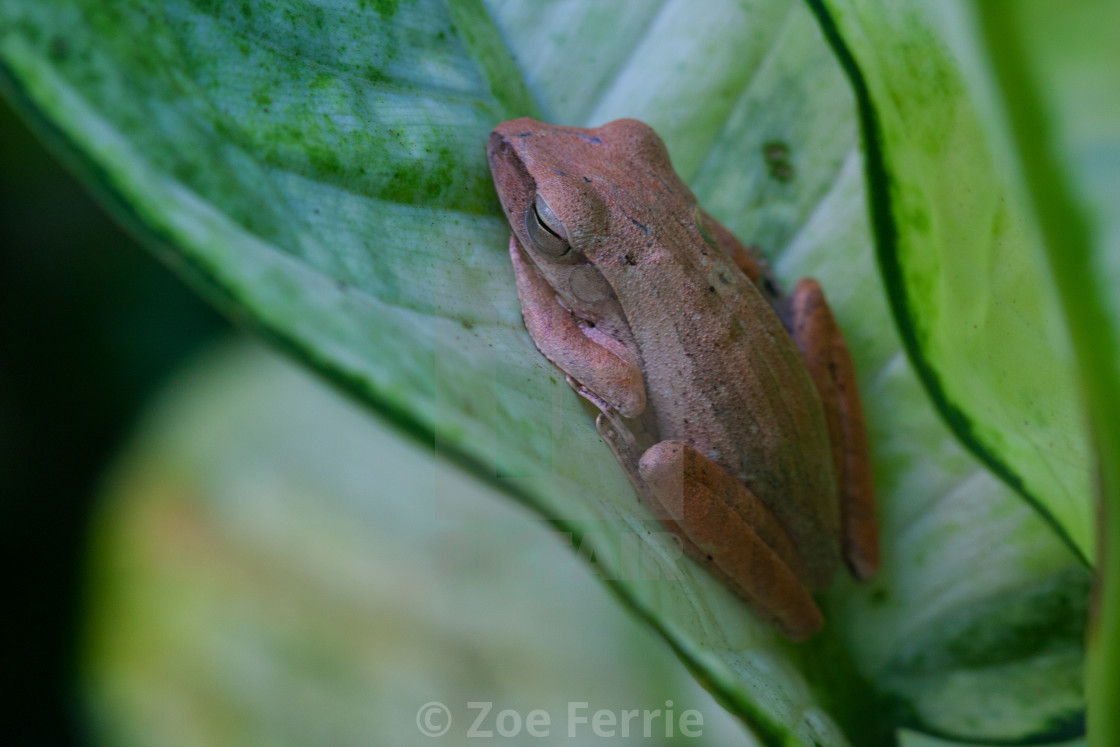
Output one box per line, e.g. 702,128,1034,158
790,278,879,581
566,374,615,416
638,440,823,641
593,411,650,492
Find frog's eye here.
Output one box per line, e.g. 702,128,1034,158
526,194,571,258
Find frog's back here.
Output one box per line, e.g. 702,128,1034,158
623,243,842,588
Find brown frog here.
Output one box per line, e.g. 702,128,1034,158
488,117,878,640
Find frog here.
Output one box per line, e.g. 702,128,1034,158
487,117,879,640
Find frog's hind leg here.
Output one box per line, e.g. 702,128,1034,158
790,278,880,581
635,439,824,641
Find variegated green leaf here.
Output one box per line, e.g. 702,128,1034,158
0,0,1088,743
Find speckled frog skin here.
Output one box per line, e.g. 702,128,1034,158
488,117,878,640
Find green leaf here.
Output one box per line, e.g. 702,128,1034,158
0,0,1088,743
804,0,1092,563
965,1,1120,744
898,732,1086,747
85,342,753,746
816,356,1087,742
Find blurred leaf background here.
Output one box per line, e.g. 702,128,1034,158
0,97,224,744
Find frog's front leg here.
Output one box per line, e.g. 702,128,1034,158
790,278,880,581
637,440,824,641
509,236,646,417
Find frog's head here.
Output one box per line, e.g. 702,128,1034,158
488,117,697,343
